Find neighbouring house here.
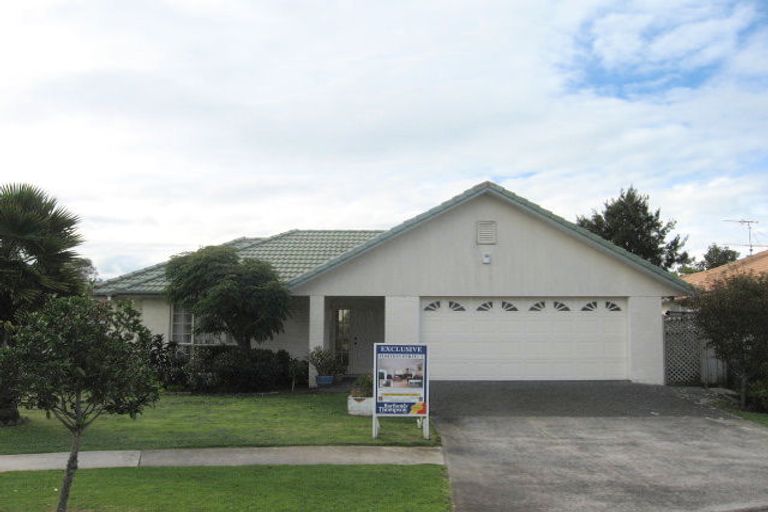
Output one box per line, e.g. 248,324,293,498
94,181,691,386
681,250,768,291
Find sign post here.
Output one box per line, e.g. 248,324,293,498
372,343,429,440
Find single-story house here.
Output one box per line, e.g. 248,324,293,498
94,181,691,386
681,249,768,290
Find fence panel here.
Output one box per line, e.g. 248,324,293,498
664,313,726,385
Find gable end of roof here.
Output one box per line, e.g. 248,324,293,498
288,181,693,295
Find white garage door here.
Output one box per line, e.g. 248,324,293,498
420,298,627,380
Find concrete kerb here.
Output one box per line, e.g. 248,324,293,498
0,446,445,473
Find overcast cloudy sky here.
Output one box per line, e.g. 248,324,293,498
2,0,767,278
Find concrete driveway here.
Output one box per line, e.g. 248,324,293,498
432,381,768,512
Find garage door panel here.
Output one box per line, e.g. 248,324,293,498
421,297,628,381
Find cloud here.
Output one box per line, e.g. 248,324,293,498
0,0,765,277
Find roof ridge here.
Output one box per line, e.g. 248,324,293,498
289,229,386,233
287,181,691,294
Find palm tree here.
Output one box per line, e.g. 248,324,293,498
0,183,85,424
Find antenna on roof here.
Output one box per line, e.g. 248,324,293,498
723,219,760,255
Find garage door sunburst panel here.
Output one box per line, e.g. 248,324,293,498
420,296,629,381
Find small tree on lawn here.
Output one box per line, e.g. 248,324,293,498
13,296,159,512
165,246,291,350
689,273,768,408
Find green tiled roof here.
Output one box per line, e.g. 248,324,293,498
94,231,383,296
95,181,692,297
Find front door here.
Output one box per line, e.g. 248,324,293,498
332,301,383,375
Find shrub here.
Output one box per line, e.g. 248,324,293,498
749,378,768,412
308,346,345,376
140,335,189,389
350,373,373,398
185,353,219,392
184,346,297,393
289,358,309,391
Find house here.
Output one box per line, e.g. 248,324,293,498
94,181,691,386
681,250,768,290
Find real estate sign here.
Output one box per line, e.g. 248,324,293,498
373,344,428,417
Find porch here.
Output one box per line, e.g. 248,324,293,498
304,296,420,387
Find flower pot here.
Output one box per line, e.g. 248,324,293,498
347,396,374,416
315,375,335,387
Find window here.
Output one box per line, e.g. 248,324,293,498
581,301,598,312
529,301,546,311
501,301,518,311
449,301,466,311
605,301,622,312
424,301,441,311
553,301,570,312
476,221,497,245
171,305,193,346
476,301,494,311
171,305,228,355
334,309,351,368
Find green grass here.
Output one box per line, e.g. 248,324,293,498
0,464,451,512
730,408,768,428
0,393,438,455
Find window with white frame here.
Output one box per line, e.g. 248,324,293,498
171,305,228,354
171,305,193,346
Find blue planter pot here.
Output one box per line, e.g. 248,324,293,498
315,375,335,387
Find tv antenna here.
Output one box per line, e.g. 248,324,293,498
723,219,760,255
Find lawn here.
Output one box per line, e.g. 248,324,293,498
0,464,451,512
0,393,438,455
731,408,768,428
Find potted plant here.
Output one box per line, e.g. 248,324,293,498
347,373,374,416
308,346,341,387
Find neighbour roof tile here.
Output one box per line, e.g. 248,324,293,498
681,250,768,290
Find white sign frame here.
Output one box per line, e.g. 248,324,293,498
372,343,429,440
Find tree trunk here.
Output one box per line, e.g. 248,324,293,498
0,382,20,426
57,430,82,512
740,375,747,410
235,336,252,350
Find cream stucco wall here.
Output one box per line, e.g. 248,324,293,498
385,296,420,343
628,296,665,384
294,194,680,298
134,297,171,341
258,296,309,358
132,296,309,358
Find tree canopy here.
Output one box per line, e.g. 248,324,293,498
0,183,86,329
165,246,291,350
699,244,740,270
0,183,88,424
689,273,768,408
576,186,690,270
13,296,159,511
680,244,741,274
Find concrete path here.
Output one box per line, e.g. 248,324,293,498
432,381,768,512
0,446,444,472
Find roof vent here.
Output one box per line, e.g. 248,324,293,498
476,221,497,245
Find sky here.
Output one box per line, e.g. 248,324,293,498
1,0,767,279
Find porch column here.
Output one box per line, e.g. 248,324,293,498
384,296,420,343
308,295,326,388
